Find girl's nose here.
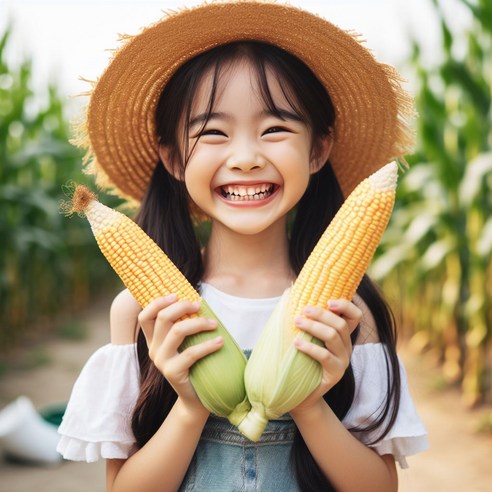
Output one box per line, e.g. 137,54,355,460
225,140,265,172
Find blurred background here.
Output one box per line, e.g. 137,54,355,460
0,0,491,491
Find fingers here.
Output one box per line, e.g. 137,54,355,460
293,336,337,368
138,294,200,343
138,295,224,401
138,294,180,342
295,321,348,364
138,295,220,358
158,315,219,361
328,299,363,332
294,299,362,359
161,335,224,382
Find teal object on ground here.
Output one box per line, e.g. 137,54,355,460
39,403,67,427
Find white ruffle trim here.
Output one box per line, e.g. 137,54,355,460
371,435,428,469
57,343,140,462
57,434,137,463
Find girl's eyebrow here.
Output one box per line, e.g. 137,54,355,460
263,108,304,122
189,111,227,127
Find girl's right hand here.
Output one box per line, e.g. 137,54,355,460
137,294,223,412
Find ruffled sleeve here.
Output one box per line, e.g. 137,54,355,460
342,344,429,468
57,343,140,462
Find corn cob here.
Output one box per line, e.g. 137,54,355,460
69,185,250,426
238,162,399,441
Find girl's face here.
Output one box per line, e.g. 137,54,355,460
162,59,331,237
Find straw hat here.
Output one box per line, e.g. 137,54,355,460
77,0,415,202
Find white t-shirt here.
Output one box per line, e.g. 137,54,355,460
57,283,428,467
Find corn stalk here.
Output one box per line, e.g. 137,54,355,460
371,0,492,406
0,25,119,350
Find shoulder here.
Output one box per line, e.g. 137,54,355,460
110,289,142,344
352,294,380,344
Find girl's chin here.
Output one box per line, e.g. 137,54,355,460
212,213,287,237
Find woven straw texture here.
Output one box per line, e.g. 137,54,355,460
75,0,415,202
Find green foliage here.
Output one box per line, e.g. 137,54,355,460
0,25,121,350
56,321,88,341
373,0,491,405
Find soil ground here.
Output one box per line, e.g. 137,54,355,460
0,297,491,492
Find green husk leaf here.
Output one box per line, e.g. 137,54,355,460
180,299,251,426
238,289,322,441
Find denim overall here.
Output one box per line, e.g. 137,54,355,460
179,415,299,491
179,350,300,492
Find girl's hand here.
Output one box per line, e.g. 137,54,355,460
138,294,223,412
291,299,362,414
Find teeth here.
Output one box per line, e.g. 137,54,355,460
221,184,274,200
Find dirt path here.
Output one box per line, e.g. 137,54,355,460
0,297,491,492
397,351,492,492
0,299,109,492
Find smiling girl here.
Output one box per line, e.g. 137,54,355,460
57,3,428,491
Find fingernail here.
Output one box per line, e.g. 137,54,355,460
214,336,223,345
303,306,315,316
294,338,303,348
294,315,305,326
328,300,339,309
208,319,218,327
165,294,177,301
192,301,201,309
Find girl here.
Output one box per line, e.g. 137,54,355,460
58,2,428,491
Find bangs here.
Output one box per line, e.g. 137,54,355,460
181,43,310,164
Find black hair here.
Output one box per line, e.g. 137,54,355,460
131,41,400,491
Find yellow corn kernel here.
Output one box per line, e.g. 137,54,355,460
238,162,398,441
69,186,250,426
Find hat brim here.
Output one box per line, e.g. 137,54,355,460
84,1,414,201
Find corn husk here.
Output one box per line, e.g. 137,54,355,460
238,288,323,441
181,300,251,426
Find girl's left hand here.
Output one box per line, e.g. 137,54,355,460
291,299,362,413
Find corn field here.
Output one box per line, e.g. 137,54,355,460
0,26,119,350
372,0,492,406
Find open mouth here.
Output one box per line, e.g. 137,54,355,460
219,183,277,201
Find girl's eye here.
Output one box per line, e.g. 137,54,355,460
199,128,226,137
263,126,290,135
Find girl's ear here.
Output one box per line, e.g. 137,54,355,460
310,135,334,174
158,145,185,181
